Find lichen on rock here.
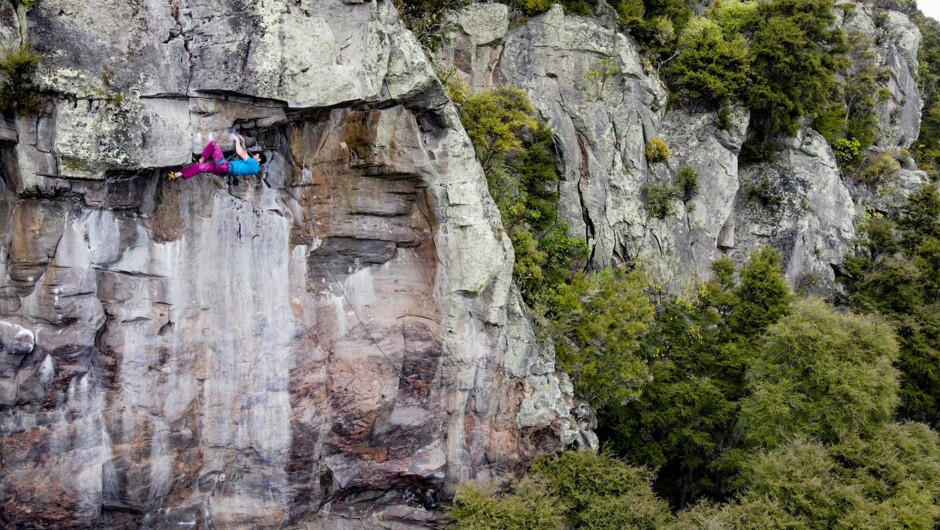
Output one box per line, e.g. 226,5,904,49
0,1,578,528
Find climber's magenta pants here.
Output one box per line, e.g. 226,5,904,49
180,141,229,179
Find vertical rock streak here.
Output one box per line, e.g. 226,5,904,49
0,1,576,528
437,2,925,293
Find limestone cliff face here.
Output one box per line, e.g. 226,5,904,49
437,2,927,293
0,1,579,528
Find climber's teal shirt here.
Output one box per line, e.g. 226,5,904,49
228,157,261,176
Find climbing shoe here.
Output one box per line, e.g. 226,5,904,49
168,171,180,180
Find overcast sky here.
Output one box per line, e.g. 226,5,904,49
922,1,940,22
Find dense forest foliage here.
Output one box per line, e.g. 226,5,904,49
399,0,940,527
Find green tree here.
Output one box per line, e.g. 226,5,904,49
547,268,653,409
844,185,940,426
450,478,566,530
912,13,940,170
668,17,750,107
603,250,791,508
679,424,940,529
531,451,674,530
619,0,694,62
745,0,848,138
451,452,675,529
730,247,792,336
740,298,900,448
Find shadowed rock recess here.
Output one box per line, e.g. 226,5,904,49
0,1,579,528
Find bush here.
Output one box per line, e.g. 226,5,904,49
452,84,587,306
858,152,901,185
743,173,783,207
832,137,862,168
457,86,538,171
844,185,940,426
393,0,470,51
606,249,793,508
740,139,778,165
913,14,940,169
0,45,42,116
452,452,676,529
450,479,566,530
519,0,553,15
532,451,673,529
642,183,676,219
564,0,593,16
675,165,698,201
747,1,848,137
683,425,940,529
668,17,750,106
644,137,670,162
616,0,645,23
585,58,618,101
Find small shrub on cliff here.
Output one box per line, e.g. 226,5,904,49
675,165,698,201
0,45,42,116
858,151,901,185
585,58,618,101
518,0,553,15
644,137,670,162
832,137,862,168
743,172,783,207
393,0,469,51
455,86,537,172
668,16,750,107
616,0,645,24
563,0,593,16
642,182,677,219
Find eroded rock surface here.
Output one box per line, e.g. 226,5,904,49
0,1,578,528
839,4,923,149
437,1,924,291
733,129,857,292
438,4,670,273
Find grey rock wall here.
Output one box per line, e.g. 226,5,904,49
0,1,579,528
436,1,926,292
839,4,923,149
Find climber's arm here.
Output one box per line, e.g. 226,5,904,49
232,133,250,161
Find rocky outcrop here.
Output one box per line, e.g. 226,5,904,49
437,4,670,273
0,1,579,528
437,1,925,292
839,3,923,149
733,130,857,292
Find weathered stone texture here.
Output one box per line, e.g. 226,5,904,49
839,4,923,149
0,1,577,528
437,1,925,292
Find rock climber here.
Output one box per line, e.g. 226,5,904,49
169,132,265,184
